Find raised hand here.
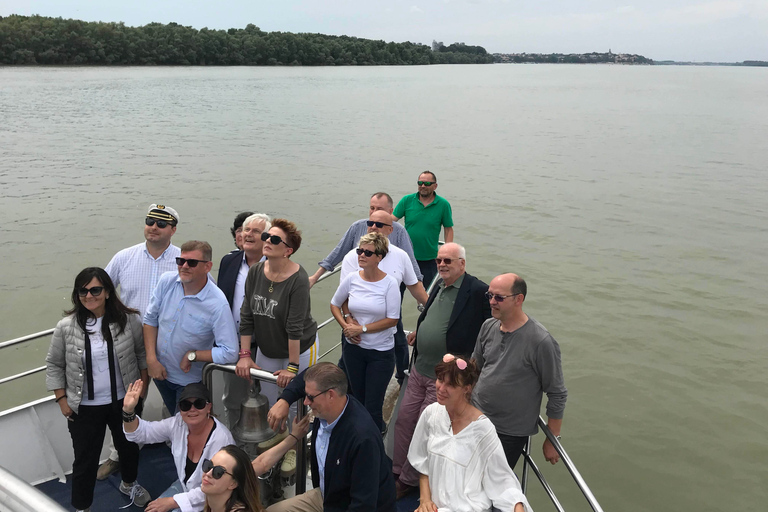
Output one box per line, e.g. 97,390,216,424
123,379,144,413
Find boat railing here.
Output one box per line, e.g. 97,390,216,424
0,464,68,512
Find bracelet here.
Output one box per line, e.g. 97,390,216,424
55,395,66,403
286,366,299,374
122,411,137,422
289,433,301,444
239,353,252,359
238,349,251,356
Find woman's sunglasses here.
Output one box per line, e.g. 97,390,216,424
356,248,380,257
260,231,292,248
78,286,104,297
145,217,174,229
201,458,233,479
178,398,208,412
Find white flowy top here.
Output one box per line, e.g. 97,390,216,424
408,402,533,512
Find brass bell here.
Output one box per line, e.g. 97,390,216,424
232,380,276,444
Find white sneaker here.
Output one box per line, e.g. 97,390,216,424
280,449,296,478
119,481,151,508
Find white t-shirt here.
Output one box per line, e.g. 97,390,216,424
340,244,418,286
81,317,127,405
331,272,401,351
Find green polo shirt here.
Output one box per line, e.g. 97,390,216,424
414,274,464,379
393,192,453,261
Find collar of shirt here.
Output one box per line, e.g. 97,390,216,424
316,396,350,497
142,242,175,260
438,272,465,299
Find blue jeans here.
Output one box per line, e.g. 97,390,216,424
343,343,395,432
159,479,184,512
417,259,438,291
154,379,185,415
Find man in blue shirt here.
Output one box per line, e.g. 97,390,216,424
143,240,238,414
266,362,395,512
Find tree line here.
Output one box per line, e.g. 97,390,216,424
0,15,494,66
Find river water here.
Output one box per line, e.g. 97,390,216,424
1,65,766,511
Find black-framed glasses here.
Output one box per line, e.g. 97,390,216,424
356,248,379,257
178,398,208,412
201,458,233,479
260,231,292,248
417,181,435,186
78,286,104,297
366,220,391,228
485,292,521,302
176,257,209,268
305,388,330,403
435,257,463,265
145,217,174,229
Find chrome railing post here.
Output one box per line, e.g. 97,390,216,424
520,435,532,493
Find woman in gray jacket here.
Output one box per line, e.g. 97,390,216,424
46,267,151,512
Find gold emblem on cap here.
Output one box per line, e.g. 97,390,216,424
157,205,166,209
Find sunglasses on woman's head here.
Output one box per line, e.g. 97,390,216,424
178,398,207,412
78,286,104,297
201,458,233,479
356,248,379,257
260,231,291,248
145,217,173,229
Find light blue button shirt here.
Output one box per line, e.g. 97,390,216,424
315,397,349,497
144,271,238,386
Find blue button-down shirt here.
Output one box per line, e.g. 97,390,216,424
144,271,238,386
315,396,349,497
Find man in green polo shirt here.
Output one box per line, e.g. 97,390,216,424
393,171,454,288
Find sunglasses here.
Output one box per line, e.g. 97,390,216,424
260,231,292,248
443,353,467,370
145,218,174,229
356,248,380,257
484,292,521,302
366,220,391,228
306,388,330,403
435,257,463,265
201,458,233,479
176,257,209,268
417,181,435,186
178,398,208,412
78,286,104,297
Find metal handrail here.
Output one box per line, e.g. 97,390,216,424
0,328,54,350
0,464,68,512
201,364,309,495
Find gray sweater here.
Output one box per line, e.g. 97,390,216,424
472,316,567,437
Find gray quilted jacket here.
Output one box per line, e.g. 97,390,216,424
46,313,147,413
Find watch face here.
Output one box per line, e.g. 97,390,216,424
188,352,195,361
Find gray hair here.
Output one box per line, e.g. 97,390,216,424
243,213,272,231
441,242,466,260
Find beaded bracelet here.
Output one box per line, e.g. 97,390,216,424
122,411,136,422
286,365,299,374
238,349,251,356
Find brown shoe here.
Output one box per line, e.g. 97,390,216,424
395,480,417,500
96,458,120,480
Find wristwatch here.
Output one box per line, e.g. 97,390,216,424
343,313,352,319
187,351,197,362
362,325,368,333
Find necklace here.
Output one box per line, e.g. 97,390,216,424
449,402,469,431
267,265,284,293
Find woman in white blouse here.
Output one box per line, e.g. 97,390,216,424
408,354,532,512
330,232,400,433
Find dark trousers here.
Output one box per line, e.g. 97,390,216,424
154,378,186,415
342,343,395,432
497,432,529,470
394,283,408,384
68,400,140,510
417,260,438,291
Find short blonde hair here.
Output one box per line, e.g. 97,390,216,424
358,232,389,257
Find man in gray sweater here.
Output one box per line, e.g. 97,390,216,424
472,273,567,470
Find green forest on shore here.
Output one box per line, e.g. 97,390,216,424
0,15,494,65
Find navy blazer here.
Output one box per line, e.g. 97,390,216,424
217,250,243,307
413,272,491,361
280,374,396,512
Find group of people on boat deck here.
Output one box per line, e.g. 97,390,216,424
45,172,567,512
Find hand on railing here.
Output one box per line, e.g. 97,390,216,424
543,438,561,465
292,414,311,439
267,398,291,433
235,357,262,380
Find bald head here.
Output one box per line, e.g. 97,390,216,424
488,273,527,321
367,210,395,237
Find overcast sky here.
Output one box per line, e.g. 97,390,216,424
3,0,766,62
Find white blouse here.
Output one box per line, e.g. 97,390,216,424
408,403,533,512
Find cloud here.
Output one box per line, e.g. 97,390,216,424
660,1,747,25
410,5,423,12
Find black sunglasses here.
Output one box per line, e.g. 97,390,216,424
176,257,209,268
485,292,521,302
366,220,391,228
260,231,292,248
417,181,435,186
306,388,330,403
145,217,174,229
356,248,380,257
201,458,233,479
435,257,463,265
178,398,208,412
78,286,104,297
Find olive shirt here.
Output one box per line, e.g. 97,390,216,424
239,262,318,359
393,193,453,261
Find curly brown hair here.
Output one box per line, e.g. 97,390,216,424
270,218,302,254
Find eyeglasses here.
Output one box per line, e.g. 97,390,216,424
176,257,209,268
260,231,292,248
435,257,463,265
484,292,521,302
145,218,174,229
356,248,380,257
78,286,104,297
366,220,391,228
305,388,330,403
443,353,467,370
201,458,233,480
417,181,435,186
178,398,208,412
